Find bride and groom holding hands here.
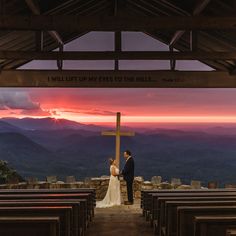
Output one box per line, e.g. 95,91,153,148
96,150,134,208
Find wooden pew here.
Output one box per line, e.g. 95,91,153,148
0,200,86,236
141,189,236,221
0,216,60,236
0,189,96,217
164,200,236,236
0,193,93,223
141,190,198,211
151,191,236,227
0,206,72,236
0,193,92,236
227,229,236,235
0,189,95,236
142,189,236,214
0,188,96,202
194,215,236,236
177,206,236,236
159,196,236,234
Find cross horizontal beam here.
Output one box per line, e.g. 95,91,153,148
1,51,236,60
1,15,236,31
1,70,236,88
101,131,135,136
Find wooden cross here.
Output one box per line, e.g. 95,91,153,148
101,112,135,168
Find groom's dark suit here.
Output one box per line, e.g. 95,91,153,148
122,156,134,203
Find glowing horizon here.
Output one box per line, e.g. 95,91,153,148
1,113,236,125
57,114,236,124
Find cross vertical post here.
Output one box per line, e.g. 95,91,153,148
101,112,135,169
116,112,121,167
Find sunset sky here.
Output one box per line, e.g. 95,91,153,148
1,32,236,126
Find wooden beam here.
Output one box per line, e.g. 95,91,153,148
56,45,63,70
1,51,236,60
190,31,198,51
169,0,211,47
47,31,64,45
114,0,118,15
1,15,236,31
114,0,121,71
193,0,211,15
0,0,6,15
1,70,236,88
146,31,230,72
169,46,176,70
115,32,121,70
35,31,43,51
25,0,64,46
169,31,185,47
25,0,40,14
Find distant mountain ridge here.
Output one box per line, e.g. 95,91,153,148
2,117,236,135
0,117,235,185
0,120,22,133
1,117,109,132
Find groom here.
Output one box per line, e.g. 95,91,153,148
121,150,134,205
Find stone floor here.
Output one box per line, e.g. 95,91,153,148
86,200,154,236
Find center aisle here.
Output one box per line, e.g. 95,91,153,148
86,201,153,236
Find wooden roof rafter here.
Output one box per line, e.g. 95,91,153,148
0,0,236,74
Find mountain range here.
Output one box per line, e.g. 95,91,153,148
0,117,236,186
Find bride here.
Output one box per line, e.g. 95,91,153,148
96,158,121,208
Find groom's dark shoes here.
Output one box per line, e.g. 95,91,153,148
124,201,133,205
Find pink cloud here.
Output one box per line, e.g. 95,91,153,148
61,108,119,116
20,109,51,117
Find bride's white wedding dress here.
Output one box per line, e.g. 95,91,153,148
96,165,121,208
